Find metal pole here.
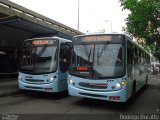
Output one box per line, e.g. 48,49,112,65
77,0,80,30
110,21,112,33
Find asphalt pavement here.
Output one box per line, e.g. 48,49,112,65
0,74,159,120
0,77,20,97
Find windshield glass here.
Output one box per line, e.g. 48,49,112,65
20,39,58,74
69,35,125,78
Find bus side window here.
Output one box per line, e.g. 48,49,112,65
139,49,141,64
59,43,72,72
127,41,133,64
134,47,138,64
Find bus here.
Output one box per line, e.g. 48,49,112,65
18,36,72,92
68,33,150,102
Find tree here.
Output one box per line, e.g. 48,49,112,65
120,0,160,60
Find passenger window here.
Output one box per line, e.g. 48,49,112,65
134,48,137,64
139,50,142,64
127,41,133,64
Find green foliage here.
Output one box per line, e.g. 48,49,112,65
120,0,160,59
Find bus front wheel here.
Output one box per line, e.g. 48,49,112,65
130,81,136,101
144,75,148,89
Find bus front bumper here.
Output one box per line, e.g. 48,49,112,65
68,85,127,102
18,80,58,93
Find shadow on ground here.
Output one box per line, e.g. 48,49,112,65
24,90,69,100
72,86,148,113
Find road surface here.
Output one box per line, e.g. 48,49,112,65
0,75,159,120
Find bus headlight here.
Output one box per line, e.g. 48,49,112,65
49,76,57,83
69,79,73,84
68,78,74,85
18,76,22,81
115,83,121,88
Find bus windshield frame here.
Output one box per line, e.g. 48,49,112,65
69,34,126,79
19,39,59,74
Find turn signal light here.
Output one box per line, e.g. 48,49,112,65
121,81,125,85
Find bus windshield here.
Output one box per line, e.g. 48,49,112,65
69,35,125,79
20,39,58,74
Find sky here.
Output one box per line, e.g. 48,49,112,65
10,0,129,33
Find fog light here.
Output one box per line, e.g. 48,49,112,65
111,86,115,89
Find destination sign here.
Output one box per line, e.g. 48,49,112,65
32,40,49,45
73,34,124,44
83,35,112,42
76,66,89,71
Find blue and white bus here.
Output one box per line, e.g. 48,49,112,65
18,36,72,92
68,34,150,102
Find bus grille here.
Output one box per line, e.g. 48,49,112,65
78,82,108,89
25,79,44,83
24,86,43,89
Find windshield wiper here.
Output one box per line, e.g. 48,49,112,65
97,42,110,58
96,42,110,66
38,45,47,56
87,48,92,62
97,48,100,66
82,42,90,57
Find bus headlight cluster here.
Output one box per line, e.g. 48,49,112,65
18,76,22,81
68,79,73,84
48,76,57,83
68,78,75,86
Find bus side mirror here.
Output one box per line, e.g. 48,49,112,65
59,43,72,72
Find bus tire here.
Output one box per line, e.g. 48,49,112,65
144,75,148,89
130,81,136,101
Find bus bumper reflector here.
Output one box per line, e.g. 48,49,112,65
109,96,120,100
44,88,53,92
